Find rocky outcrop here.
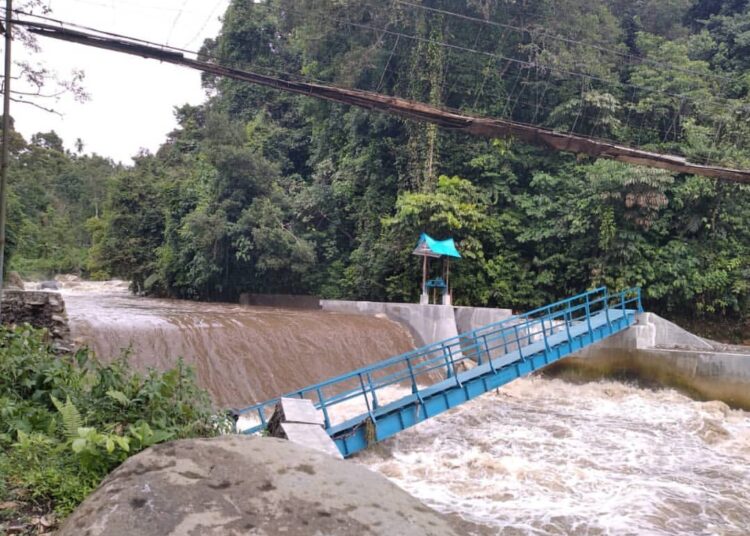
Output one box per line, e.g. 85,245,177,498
0,290,70,351
57,436,490,536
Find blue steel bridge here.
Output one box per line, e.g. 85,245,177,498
238,287,643,457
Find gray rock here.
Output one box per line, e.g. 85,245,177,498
57,436,489,536
39,280,59,290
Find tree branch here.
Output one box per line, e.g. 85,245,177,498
9,95,63,115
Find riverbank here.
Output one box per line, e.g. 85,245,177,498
0,325,227,535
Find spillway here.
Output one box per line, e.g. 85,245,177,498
62,281,415,408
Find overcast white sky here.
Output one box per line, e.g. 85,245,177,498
8,0,230,164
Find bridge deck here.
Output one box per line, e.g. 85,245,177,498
238,288,643,458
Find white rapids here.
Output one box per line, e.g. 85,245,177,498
354,377,750,535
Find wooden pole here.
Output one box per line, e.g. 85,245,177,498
422,255,427,298
0,0,12,323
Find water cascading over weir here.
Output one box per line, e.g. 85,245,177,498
63,283,415,408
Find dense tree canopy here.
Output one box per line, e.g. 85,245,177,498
7,0,750,323
4,125,118,277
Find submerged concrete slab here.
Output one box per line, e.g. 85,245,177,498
268,397,342,459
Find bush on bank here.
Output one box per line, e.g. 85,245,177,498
0,325,230,527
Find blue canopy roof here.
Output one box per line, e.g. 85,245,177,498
412,233,461,259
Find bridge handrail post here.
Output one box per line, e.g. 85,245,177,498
366,372,379,410
472,330,483,366
482,334,496,373
621,291,629,326
584,293,593,340
358,373,374,417
603,288,611,329
541,318,551,353
445,344,465,385
564,307,572,342
513,324,524,361
405,356,419,394
441,344,454,379
482,334,492,363
546,306,553,335
316,388,331,428
525,318,533,344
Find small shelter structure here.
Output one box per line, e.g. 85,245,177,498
412,233,461,305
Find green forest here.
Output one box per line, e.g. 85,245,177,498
6,0,750,329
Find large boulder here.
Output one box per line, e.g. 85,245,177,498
58,436,488,536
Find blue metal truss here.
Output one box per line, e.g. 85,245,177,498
238,287,643,458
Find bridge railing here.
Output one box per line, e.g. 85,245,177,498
236,287,642,435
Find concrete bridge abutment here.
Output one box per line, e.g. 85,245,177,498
548,313,750,410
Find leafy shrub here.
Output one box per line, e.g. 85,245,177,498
0,325,230,518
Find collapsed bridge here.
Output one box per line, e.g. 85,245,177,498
238,287,642,457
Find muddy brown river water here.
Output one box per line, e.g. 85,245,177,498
63,282,750,535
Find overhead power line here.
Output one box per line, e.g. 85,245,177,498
242,2,739,114
8,5,739,115
9,15,750,184
393,0,734,85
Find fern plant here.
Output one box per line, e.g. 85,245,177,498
51,396,83,440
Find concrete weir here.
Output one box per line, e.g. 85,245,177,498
546,313,750,410
240,293,513,348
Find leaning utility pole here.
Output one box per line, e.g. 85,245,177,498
0,0,11,322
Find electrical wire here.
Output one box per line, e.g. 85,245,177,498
6,7,742,162
393,0,734,85
238,2,740,114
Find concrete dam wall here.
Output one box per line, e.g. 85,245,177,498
7,285,749,411
242,294,750,410
546,312,750,410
